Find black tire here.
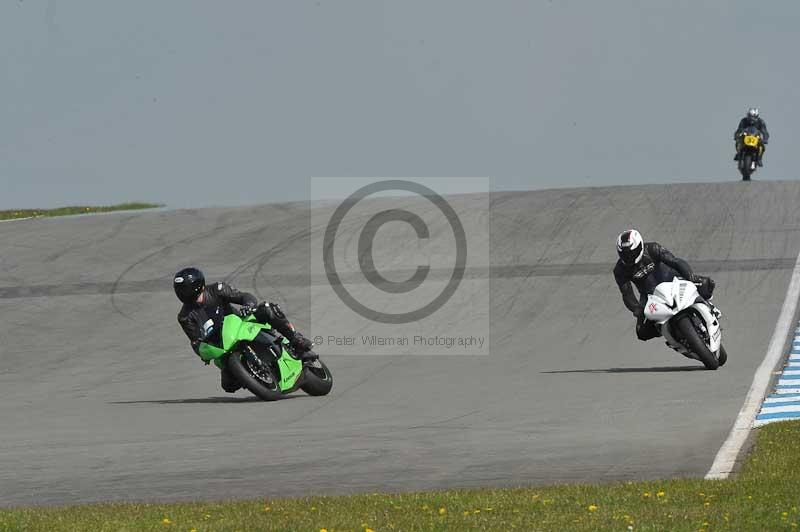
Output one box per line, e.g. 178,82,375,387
674,315,719,370
741,154,752,181
300,358,333,396
717,345,728,367
226,351,284,401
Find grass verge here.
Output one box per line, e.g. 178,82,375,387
1,420,799,531
0,202,162,221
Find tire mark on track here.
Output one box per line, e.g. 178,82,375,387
108,211,285,320
2,258,797,300
45,214,142,263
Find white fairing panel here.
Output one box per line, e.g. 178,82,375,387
644,279,699,324
643,278,722,355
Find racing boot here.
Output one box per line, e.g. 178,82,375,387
288,332,318,362
220,365,241,393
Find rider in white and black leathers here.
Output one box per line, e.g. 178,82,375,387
613,230,715,341
174,267,315,393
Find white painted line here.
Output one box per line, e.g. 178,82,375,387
0,217,34,223
759,405,800,415
782,370,800,375
705,250,800,480
775,388,800,394
763,396,800,404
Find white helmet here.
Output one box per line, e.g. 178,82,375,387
748,107,759,119
616,229,644,265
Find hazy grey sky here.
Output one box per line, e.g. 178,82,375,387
1,1,798,209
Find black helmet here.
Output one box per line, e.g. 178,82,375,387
174,267,205,304
616,229,644,265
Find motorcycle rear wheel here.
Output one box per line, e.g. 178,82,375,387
675,315,719,370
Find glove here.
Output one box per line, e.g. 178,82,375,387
633,307,644,319
238,305,256,318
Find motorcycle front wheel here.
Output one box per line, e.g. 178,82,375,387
717,345,728,367
300,356,333,396
226,351,284,401
675,315,719,370
741,154,753,181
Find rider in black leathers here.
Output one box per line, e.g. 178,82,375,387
613,230,715,341
734,107,769,166
174,267,315,393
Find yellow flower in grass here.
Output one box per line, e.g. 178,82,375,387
642,492,651,498
161,517,172,525
438,507,446,515
588,505,598,512
656,491,665,498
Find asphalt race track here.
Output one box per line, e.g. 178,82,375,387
2,182,800,507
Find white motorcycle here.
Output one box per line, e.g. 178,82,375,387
643,277,727,370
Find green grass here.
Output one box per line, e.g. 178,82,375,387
0,202,162,221
2,421,799,531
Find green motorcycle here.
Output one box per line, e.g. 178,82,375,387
197,314,332,401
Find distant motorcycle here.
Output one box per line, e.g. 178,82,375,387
643,277,727,370
736,126,764,181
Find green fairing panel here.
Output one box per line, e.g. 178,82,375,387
221,314,272,351
198,342,226,361
199,314,298,384
278,348,303,391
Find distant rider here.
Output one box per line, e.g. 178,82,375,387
734,107,769,167
613,230,716,341
174,267,315,393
